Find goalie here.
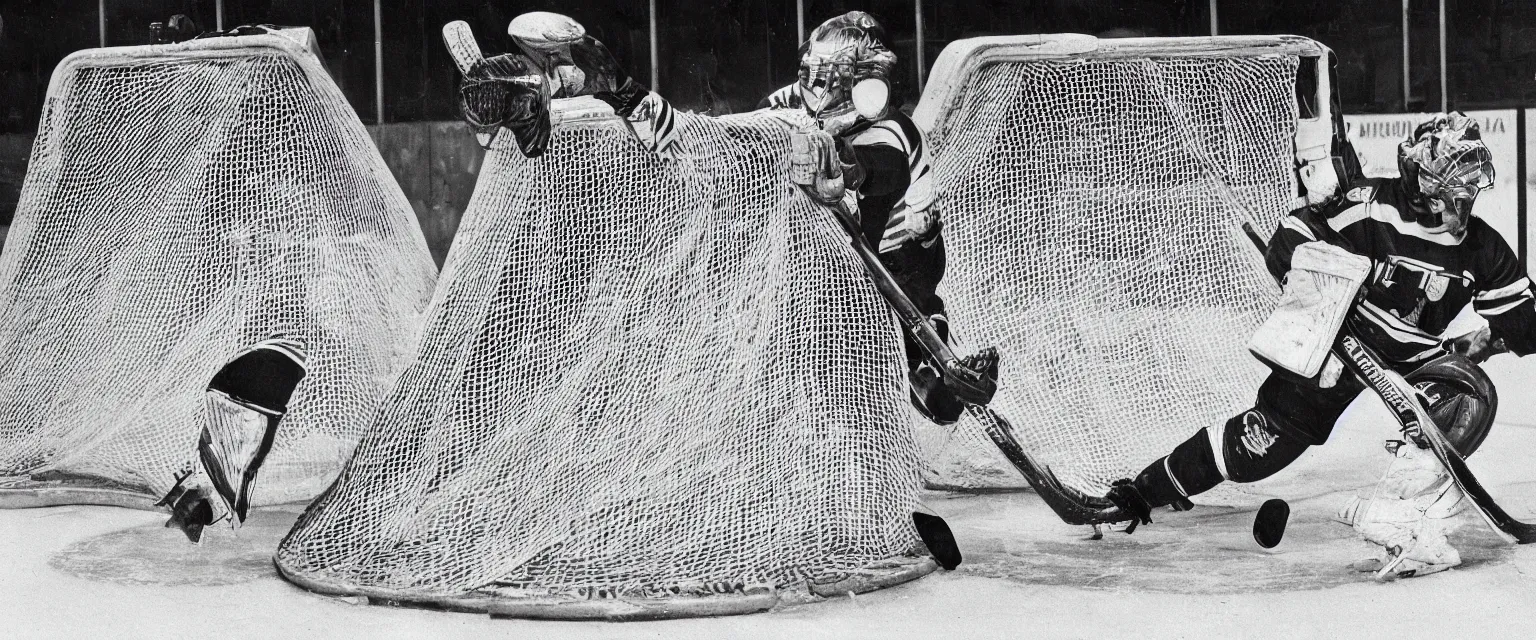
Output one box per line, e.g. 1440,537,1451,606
1096,113,1533,578
158,338,308,543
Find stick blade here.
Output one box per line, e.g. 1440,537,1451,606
442,20,483,75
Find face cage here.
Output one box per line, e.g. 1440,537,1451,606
798,61,855,112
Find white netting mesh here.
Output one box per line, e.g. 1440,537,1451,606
0,34,437,506
275,103,927,607
914,50,1298,498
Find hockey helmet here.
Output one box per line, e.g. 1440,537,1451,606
1396,113,1495,234
1404,352,1497,457
796,12,896,121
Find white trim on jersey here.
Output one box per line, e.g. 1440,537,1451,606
1478,296,1532,316
1325,202,1370,232
1476,277,1532,301
1356,300,1443,347
1328,200,1468,247
1281,214,1317,240
1207,421,1231,481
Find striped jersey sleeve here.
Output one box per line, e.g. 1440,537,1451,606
1475,234,1536,355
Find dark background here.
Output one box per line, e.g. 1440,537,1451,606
6,0,1533,133
1,0,1532,257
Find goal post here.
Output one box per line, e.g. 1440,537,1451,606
910,34,1336,499
0,28,438,509
275,97,937,619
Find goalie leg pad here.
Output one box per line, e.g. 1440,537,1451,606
1343,442,1467,574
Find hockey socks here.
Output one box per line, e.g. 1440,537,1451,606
1113,427,1227,523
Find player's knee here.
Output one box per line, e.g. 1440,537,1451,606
1219,409,1310,484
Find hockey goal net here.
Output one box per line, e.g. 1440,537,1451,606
911,35,1331,500
0,29,437,508
275,99,934,619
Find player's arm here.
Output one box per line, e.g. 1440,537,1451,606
758,84,798,110
509,13,679,159
1468,235,1536,356
1264,203,1353,281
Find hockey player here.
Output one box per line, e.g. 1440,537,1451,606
158,337,308,543
766,11,995,425
455,10,994,425
1097,113,1532,578
454,12,677,159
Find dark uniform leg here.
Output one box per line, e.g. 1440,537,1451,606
1113,369,1364,516
878,235,963,424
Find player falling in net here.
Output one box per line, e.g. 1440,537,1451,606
761,11,995,426
158,338,308,542
456,10,994,427
1095,113,1533,578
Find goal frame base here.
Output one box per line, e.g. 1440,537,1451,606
275,555,938,622
0,474,159,510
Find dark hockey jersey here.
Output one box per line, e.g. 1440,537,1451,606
762,85,934,252
1267,178,1536,364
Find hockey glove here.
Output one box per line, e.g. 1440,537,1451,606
509,12,679,162
1443,325,1508,364
790,129,847,205
459,54,552,156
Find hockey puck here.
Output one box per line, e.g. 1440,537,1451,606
913,512,962,570
1252,498,1290,549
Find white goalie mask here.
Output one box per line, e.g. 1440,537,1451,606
795,12,896,121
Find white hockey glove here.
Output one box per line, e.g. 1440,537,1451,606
789,129,847,205
1249,241,1372,379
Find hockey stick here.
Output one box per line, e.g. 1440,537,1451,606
823,203,997,406
970,405,1123,525
820,201,1131,525
1242,222,1536,544
442,20,482,75
442,21,504,150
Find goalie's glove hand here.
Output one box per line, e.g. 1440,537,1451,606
1442,325,1507,364
459,54,552,156
508,13,678,163
790,129,854,205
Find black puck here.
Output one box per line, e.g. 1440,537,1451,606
1253,498,1290,549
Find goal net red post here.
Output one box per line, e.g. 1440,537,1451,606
912,35,1335,502
0,29,438,509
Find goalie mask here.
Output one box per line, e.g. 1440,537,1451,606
458,54,552,156
1405,353,1497,457
1397,113,1495,235
795,12,897,121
